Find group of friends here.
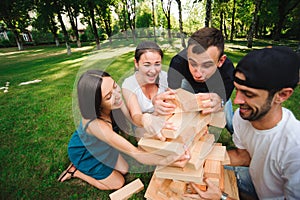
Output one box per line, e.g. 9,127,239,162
57,27,300,200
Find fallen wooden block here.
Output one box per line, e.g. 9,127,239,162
109,179,144,200
138,137,185,156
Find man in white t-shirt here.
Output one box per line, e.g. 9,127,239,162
185,46,300,200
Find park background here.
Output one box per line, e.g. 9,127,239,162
1,0,300,199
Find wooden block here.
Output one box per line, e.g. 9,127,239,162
169,180,187,195
173,88,202,112
224,169,240,200
161,111,198,139
209,111,226,128
222,151,231,165
219,165,225,191
204,160,222,179
188,133,215,170
193,113,211,134
138,137,185,156
144,175,163,200
155,165,204,184
206,145,226,161
188,183,207,193
109,179,144,200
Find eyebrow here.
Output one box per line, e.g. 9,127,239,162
103,81,115,99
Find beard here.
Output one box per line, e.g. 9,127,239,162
239,97,273,121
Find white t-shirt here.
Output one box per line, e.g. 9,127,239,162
122,71,168,113
233,108,300,199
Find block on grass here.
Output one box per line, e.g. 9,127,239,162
109,178,144,200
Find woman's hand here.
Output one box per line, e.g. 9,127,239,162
152,89,177,116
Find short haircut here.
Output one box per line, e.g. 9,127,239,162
188,27,225,58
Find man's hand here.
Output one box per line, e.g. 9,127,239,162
152,89,177,116
196,93,224,114
183,178,222,200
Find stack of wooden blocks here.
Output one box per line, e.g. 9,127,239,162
137,89,237,200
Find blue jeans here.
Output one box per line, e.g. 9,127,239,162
224,166,259,199
224,99,234,134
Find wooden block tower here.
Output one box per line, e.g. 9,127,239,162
137,89,238,199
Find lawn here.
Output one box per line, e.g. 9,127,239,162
0,38,299,199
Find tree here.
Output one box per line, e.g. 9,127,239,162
65,0,82,47
160,0,172,41
230,0,236,41
272,0,300,41
247,0,262,48
54,0,72,55
125,0,137,42
174,0,186,47
34,0,60,46
0,0,34,50
205,0,212,27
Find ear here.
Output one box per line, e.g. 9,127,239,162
273,88,294,104
134,59,139,71
217,54,226,68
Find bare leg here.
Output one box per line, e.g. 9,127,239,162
59,154,129,190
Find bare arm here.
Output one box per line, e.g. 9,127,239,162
85,118,181,166
227,148,251,166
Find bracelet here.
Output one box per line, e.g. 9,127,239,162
220,192,228,200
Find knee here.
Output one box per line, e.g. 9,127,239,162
111,176,125,190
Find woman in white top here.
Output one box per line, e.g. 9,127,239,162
122,41,169,140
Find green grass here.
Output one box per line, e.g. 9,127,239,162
0,38,299,199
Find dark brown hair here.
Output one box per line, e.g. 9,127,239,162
77,70,110,119
188,27,225,58
134,41,163,62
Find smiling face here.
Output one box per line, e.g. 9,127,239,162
187,45,223,82
135,51,162,85
101,77,123,112
234,72,274,121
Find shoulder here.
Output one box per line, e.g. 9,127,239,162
170,49,188,69
122,73,137,90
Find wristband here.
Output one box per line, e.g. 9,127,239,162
220,192,228,200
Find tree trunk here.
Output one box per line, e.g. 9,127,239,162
247,0,262,48
67,7,81,48
230,0,236,42
57,12,72,55
152,0,156,42
89,2,101,50
205,0,212,27
175,0,186,48
13,29,23,51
